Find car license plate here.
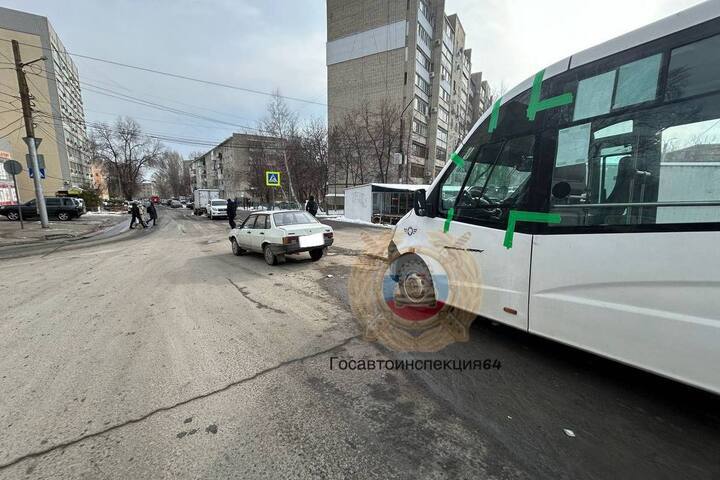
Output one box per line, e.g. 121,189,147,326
299,233,324,248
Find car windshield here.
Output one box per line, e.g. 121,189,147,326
211,200,225,206
273,211,318,226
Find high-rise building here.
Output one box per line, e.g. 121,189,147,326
469,71,493,126
0,6,90,206
326,0,484,184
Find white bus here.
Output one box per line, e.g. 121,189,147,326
391,1,720,393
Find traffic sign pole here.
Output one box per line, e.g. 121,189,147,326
4,159,24,230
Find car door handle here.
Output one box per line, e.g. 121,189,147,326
259,232,264,235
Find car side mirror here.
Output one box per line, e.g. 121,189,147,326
414,189,427,217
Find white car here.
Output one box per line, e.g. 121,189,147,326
228,210,333,265
206,199,227,219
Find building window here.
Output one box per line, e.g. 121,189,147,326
411,163,426,178
443,19,455,46
436,146,447,161
440,87,451,103
437,106,449,123
416,47,431,72
440,65,451,83
417,24,432,48
437,127,448,143
412,119,428,137
415,74,431,95
442,44,453,66
418,0,433,24
414,96,429,116
411,142,428,159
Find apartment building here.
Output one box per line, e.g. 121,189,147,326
0,6,90,205
190,133,282,203
470,71,493,126
326,0,484,183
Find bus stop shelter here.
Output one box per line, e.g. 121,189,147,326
344,183,428,224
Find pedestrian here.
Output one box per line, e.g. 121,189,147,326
129,201,146,229
306,195,318,217
227,198,237,229
147,201,158,227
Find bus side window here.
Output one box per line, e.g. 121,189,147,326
550,98,720,226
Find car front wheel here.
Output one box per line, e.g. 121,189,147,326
57,212,71,221
7,211,19,221
263,245,277,266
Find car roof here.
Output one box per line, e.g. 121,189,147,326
265,209,305,215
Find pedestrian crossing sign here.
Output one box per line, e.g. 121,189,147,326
265,170,281,187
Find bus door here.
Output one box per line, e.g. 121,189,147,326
430,136,538,330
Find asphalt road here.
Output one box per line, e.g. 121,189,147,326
0,206,718,479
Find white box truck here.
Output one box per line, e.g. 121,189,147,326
193,189,219,215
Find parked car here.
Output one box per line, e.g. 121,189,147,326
0,197,84,221
71,197,86,214
206,199,227,219
170,200,182,208
228,210,333,265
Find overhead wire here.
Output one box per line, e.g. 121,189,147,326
0,37,329,109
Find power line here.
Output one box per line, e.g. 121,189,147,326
28,69,264,133
0,37,328,109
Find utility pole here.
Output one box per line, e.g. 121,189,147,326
397,97,414,184
12,40,49,228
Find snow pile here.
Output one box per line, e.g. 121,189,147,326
326,216,393,229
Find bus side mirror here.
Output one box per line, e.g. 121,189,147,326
414,189,427,217
552,181,571,200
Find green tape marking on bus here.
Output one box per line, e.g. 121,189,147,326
443,207,455,233
503,210,561,249
526,69,574,121
450,152,464,168
488,96,502,133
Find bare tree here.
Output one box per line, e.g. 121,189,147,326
153,150,187,198
91,117,163,200
261,92,299,204
360,100,402,183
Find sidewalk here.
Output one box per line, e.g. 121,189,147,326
0,212,128,248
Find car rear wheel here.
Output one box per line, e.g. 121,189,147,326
7,211,19,221
310,248,324,261
57,212,71,221
263,245,277,266
231,238,244,256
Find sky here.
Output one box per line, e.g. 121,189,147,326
0,0,708,157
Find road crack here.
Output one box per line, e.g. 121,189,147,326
227,278,286,314
0,335,359,471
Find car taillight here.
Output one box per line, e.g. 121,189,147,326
323,232,333,239
283,236,299,245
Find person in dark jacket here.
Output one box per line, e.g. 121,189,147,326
305,195,318,216
147,202,158,226
129,201,146,229
227,198,237,229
